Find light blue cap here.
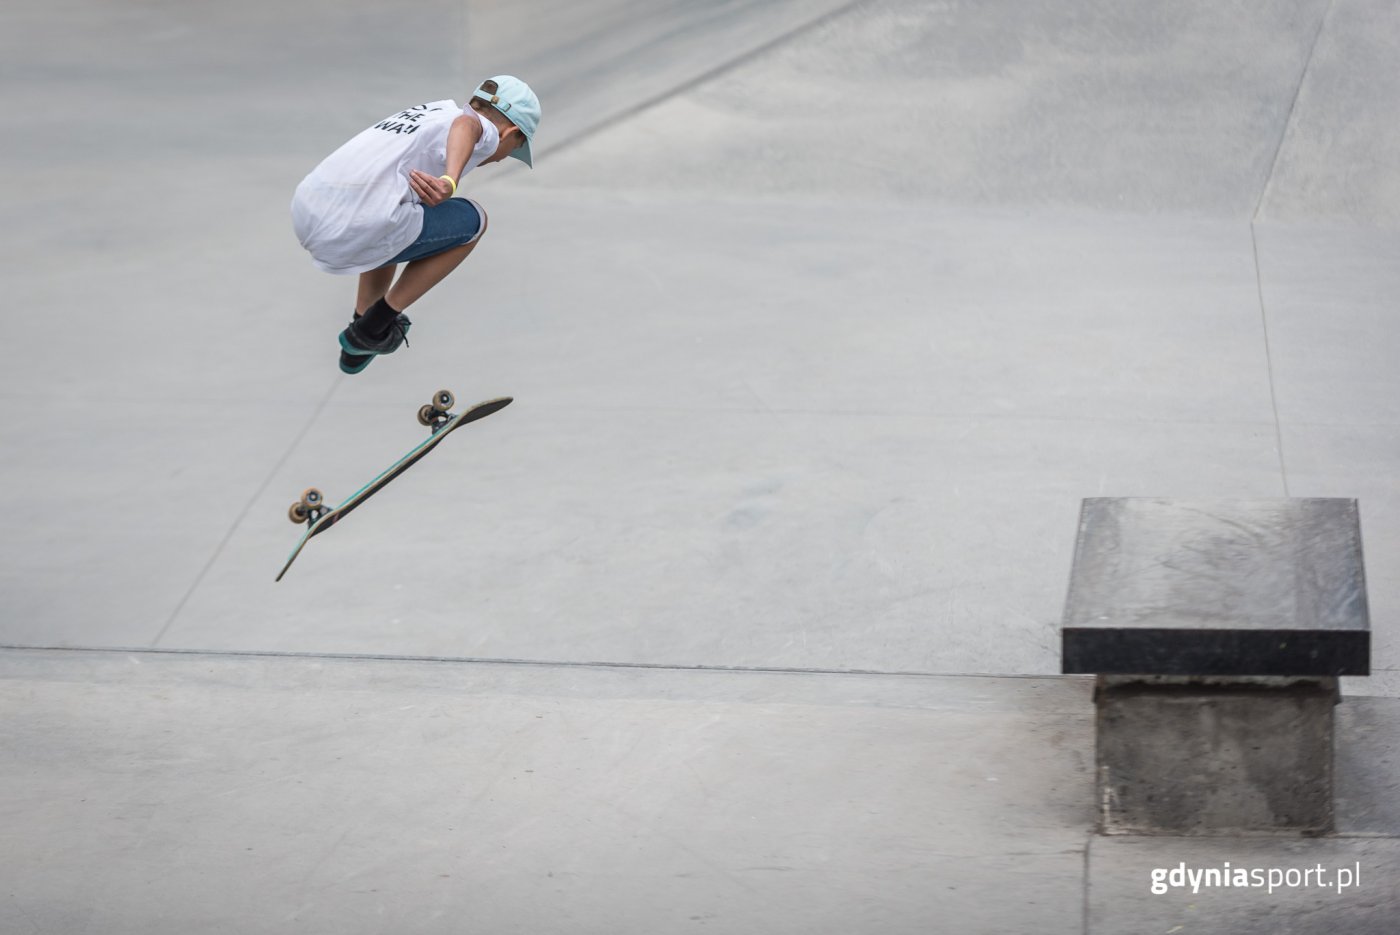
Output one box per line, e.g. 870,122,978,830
473,75,540,167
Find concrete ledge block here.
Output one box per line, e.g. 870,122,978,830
1062,498,1370,677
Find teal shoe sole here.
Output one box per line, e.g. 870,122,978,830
339,351,373,374
338,331,377,356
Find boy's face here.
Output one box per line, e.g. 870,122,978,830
482,125,528,165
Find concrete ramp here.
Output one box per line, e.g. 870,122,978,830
2,0,1397,678
524,0,1400,225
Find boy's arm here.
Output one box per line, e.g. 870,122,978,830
408,115,483,206
442,114,482,183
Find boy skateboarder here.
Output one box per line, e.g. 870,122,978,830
291,76,540,373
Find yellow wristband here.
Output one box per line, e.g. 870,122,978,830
439,175,457,195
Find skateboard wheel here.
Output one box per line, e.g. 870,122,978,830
417,404,436,427
288,502,309,524
300,488,324,509
434,389,455,411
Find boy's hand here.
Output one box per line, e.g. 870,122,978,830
408,169,453,206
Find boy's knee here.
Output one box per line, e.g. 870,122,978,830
466,198,488,242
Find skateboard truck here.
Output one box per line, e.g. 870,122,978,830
287,487,327,525
416,389,456,435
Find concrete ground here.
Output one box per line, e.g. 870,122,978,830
2,0,1398,931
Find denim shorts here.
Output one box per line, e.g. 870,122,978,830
383,198,484,266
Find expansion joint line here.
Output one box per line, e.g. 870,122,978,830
1254,0,1335,223
150,377,342,647
1250,1,1333,496
1250,226,1290,497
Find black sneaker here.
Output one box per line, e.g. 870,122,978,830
338,313,412,374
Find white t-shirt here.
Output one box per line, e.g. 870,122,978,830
292,101,499,274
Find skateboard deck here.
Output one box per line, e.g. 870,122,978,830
276,394,512,582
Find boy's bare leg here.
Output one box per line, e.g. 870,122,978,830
356,265,397,315
386,239,481,311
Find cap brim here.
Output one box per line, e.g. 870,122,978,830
509,139,533,168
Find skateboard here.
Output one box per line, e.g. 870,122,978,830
276,391,513,582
